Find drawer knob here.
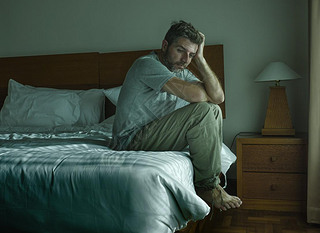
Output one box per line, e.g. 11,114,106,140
270,156,278,162
270,184,278,191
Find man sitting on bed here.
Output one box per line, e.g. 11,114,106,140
112,20,242,211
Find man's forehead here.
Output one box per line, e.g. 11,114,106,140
172,37,198,53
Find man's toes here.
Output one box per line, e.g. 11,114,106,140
226,203,231,209
229,202,237,208
231,196,242,207
220,205,227,211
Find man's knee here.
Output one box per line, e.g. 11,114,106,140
209,103,222,120
193,102,222,120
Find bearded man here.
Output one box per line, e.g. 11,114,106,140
112,20,242,211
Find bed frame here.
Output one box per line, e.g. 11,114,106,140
0,45,225,118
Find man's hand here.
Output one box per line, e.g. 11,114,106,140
194,32,206,64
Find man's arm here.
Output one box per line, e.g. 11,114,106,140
192,32,224,104
162,78,209,103
163,33,224,104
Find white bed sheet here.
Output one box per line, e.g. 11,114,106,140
0,116,235,233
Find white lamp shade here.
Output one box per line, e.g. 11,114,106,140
255,62,303,82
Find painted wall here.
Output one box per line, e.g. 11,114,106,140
0,0,309,176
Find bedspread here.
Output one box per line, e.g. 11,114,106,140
0,121,211,233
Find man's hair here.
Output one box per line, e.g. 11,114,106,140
164,20,203,46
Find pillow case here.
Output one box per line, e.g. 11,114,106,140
103,86,122,106
21,82,105,126
74,89,105,126
0,79,105,127
0,79,80,127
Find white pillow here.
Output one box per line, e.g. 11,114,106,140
74,89,105,126
0,80,80,127
0,79,105,127
103,86,122,106
24,80,105,126
21,84,105,125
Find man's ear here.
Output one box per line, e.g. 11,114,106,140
161,40,168,52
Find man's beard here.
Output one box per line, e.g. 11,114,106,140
162,51,186,73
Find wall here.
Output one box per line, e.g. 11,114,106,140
0,0,309,177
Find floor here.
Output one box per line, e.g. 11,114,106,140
185,208,320,233
179,179,320,233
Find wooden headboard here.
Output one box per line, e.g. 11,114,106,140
0,45,225,118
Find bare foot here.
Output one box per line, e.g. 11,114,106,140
196,185,242,211
211,184,242,211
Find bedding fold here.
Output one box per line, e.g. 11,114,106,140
0,124,210,233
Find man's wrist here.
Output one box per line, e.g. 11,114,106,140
194,56,206,67
194,57,210,81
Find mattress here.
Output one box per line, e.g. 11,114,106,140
0,116,235,233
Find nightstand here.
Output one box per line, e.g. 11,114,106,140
236,136,307,212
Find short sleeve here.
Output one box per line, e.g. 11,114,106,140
134,57,174,92
179,69,199,82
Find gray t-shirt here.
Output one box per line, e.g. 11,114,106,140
112,51,198,150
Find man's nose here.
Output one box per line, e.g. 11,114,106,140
181,53,188,63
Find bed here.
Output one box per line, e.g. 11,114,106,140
0,45,235,233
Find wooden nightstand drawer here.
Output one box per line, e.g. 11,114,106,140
242,172,307,201
237,136,307,211
242,144,306,173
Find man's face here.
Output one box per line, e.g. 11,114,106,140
161,37,198,72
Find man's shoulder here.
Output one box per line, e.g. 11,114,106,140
140,51,158,60
134,52,159,66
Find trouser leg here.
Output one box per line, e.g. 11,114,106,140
127,102,223,190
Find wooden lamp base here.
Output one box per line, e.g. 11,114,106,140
262,86,295,136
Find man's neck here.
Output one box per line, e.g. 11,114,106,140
156,51,165,66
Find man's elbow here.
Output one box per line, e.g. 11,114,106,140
214,93,225,104
207,92,225,104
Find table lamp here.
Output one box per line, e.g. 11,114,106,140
255,62,302,136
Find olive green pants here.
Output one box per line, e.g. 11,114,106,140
127,102,223,190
